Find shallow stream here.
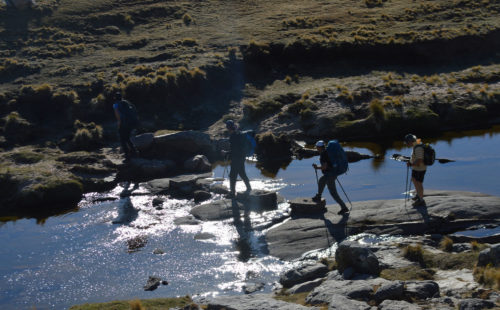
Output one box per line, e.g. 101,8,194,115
1,127,500,310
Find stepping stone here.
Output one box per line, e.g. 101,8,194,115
290,197,326,215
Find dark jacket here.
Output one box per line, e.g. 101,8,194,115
229,131,247,161
320,150,333,175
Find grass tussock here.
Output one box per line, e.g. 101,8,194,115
440,236,454,252
403,244,424,263
129,300,145,310
2,111,34,143
273,291,310,306
380,265,435,281
69,296,194,310
72,120,103,151
0,58,40,80
473,265,500,290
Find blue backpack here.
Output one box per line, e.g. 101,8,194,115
242,130,257,156
326,140,348,176
117,100,139,128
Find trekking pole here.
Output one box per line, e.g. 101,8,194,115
404,165,409,209
313,166,319,186
336,179,353,211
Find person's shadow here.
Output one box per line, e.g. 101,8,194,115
231,199,254,262
112,182,139,225
322,212,350,249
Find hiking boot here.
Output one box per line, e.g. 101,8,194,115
411,195,419,201
337,208,349,215
312,194,322,202
244,188,252,195
412,198,426,207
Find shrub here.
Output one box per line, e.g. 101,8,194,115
473,265,500,289
403,244,424,263
182,13,193,25
440,236,454,252
243,99,283,121
470,240,479,251
369,99,385,121
72,120,103,151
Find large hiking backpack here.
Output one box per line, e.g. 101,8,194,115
326,140,348,176
415,143,436,166
118,100,139,128
241,130,257,157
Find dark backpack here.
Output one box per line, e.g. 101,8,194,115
241,130,257,156
415,143,436,166
117,100,139,128
326,140,348,176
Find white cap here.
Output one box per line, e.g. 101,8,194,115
315,140,325,147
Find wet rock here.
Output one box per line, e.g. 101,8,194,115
326,270,344,281
152,197,164,207
184,155,211,173
374,281,404,302
144,276,162,291
287,278,324,295
290,197,327,215
194,232,215,240
279,262,329,288
205,294,319,310
335,241,380,276
267,191,500,261
190,199,243,221
153,248,165,255
342,267,354,280
120,158,175,179
477,244,500,267
328,294,371,310
404,281,440,300
378,299,421,310
209,183,230,195
169,173,212,198
174,216,200,226
236,190,278,211
458,298,496,310
131,132,154,150
194,190,211,203
243,282,265,294
127,235,147,252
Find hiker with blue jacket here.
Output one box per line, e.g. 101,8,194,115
224,120,252,198
113,92,138,161
312,140,349,215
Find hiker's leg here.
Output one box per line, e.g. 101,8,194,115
119,126,130,157
124,127,137,154
238,163,251,192
317,175,327,196
327,176,348,210
229,163,238,195
411,170,426,199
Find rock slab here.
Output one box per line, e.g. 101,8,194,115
290,197,327,215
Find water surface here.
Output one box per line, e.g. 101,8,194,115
1,127,500,309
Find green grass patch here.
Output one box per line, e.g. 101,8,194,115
380,265,435,281
69,296,195,310
10,151,44,164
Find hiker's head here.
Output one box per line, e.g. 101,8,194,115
225,120,237,132
114,92,122,101
315,140,325,151
404,134,417,146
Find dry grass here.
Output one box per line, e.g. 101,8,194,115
440,236,454,252
473,265,500,290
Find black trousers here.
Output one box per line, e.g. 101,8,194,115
318,174,348,210
229,159,251,194
119,125,136,157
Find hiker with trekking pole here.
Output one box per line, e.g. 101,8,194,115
403,134,430,207
312,140,350,215
113,92,139,162
221,120,253,199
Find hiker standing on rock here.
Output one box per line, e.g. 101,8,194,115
224,120,252,198
312,140,349,215
405,134,427,207
113,92,139,161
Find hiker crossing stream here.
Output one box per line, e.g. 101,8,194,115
1,128,500,309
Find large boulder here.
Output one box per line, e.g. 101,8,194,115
374,281,405,302
335,241,380,276
184,155,211,173
236,190,278,211
378,300,422,310
328,294,371,310
306,278,389,304
130,132,154,150
191,199,243,221
458,298,496,310
154,130,215,161
289,197,327,215
404,281,440,300
477,244,500,267
205,294,320,310
279,262,329,288
118,158,175,179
